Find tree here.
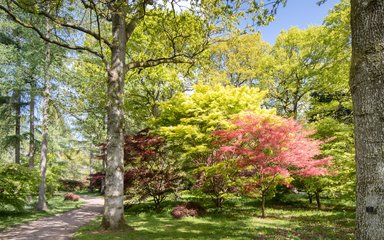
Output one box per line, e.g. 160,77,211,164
195,156,239,208
0,20,28,164
156,84,272,166
264,26,335,119
294,0,352,210
123,130,182,210
350,0,384,239
37,19,51,211
199,33,272,87
211,114,331,217
295,118,354,209
124,66,184,128
0,0,288,229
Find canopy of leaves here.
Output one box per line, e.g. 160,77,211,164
156,84,273,165
210,114,331,196
310,117,355,197
199,33,272,86
121,130,182,209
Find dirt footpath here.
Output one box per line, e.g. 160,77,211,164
0,196,103,240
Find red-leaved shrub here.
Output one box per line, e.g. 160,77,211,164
64,193,80,201
171,202,206,219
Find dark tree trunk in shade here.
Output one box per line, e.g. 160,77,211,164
315,190,321,210
308,193,313,204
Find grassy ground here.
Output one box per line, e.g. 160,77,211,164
0,193,84,231
74,195,355,240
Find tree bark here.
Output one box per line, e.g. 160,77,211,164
101,12,127,230
350,1,384,239
14,91,21,164
308,192,313,204
28,80,35,169
261,194,266,218
315,190,321,210
37,26,51,212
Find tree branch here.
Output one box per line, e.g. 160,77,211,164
125,0,154,41
0,4,106,62
10,0,112,48
125,56,193,71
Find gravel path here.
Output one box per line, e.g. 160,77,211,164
0,196,104,240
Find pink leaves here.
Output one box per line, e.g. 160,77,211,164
212,114,331,182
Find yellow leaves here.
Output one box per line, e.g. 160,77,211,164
156,84,274,161
201,33,272,86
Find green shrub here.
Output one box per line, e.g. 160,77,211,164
0,163,39,210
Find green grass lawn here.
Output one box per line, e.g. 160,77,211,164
0,193,84,231
74,195,355,240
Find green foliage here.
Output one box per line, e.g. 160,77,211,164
127,11,208,65
311,117,355,197
156,84,272,165
0,164,39,210
196,159,239,207
263,26,336,118
124,65,184,131
199,33,272,86
289,1,353,205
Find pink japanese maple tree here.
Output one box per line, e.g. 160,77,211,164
211,114,331,217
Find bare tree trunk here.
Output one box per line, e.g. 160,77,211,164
315,190,321,210
101,12,127,230
350,1,384,239
261,194,266,218
28,80,35,169
308,192,313,204
14,91,21,164
37,26,51,211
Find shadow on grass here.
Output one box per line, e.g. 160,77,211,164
75,196,355,240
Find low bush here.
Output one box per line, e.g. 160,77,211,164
64,193,80,201
171,202,206,219
59,179,85,192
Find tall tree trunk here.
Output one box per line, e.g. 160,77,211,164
14,91,21,164
101,12,127,230
37,27,51,211
350,1,384,239
28,80,35,169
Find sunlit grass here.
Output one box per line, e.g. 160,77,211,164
0,193,84,231
74,195,355,240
